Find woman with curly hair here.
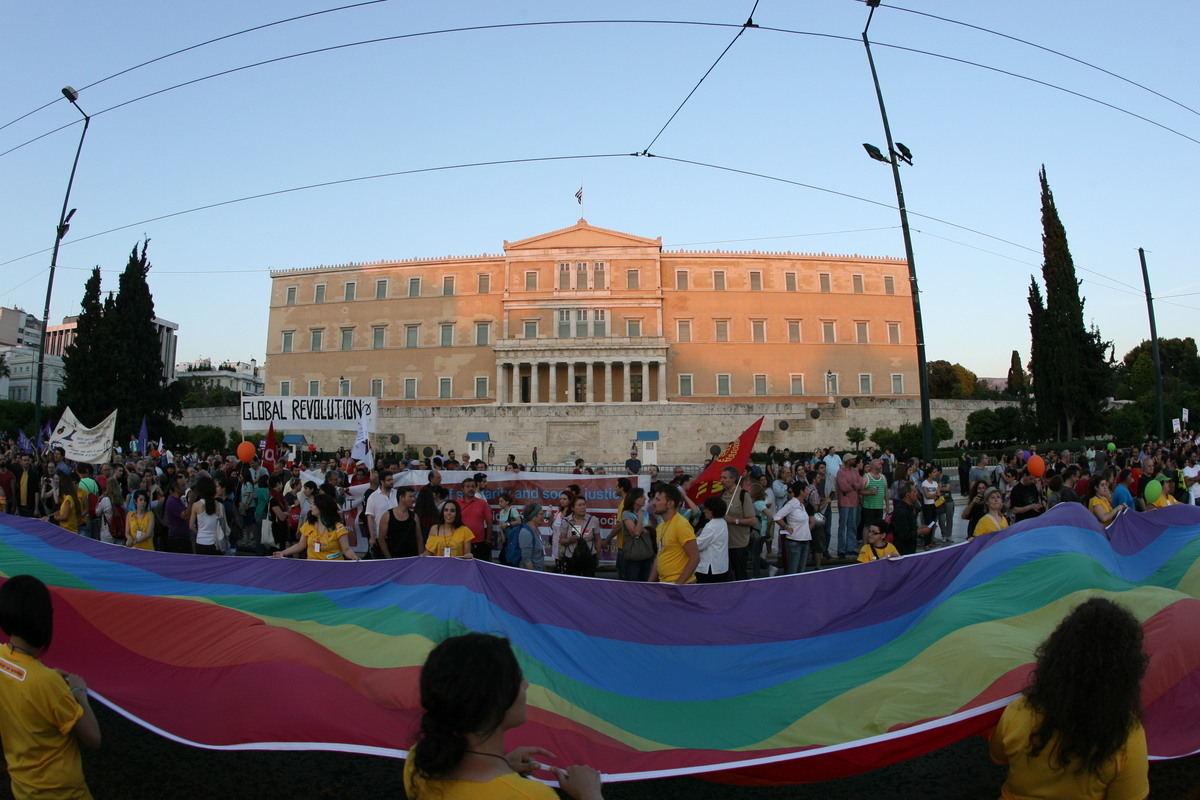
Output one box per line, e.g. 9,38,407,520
989,597,1149,799
404,633,602,799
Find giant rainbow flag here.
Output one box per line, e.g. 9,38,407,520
1,503,1198,785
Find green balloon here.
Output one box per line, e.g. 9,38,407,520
1107,442,1117,451
1144,479,1162,504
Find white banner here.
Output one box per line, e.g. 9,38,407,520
1173,418,1182,433
49,407,117,464
240,396,377,432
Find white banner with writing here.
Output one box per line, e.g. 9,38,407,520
49,407,118,464
240,396,377,432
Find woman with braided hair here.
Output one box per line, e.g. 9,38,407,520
989,597,1149,799
404,633,603,799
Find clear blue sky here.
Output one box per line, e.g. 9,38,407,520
3,1,1196,378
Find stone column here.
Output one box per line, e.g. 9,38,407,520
567,362,576,403
604,361,613,403
496,362,506,406
657,359,667,403
623,362,632,403
530,361,540,404
549,361,558,404
511,363,521,404
586,362,596,403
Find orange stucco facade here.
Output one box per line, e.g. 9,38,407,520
264,220,917,406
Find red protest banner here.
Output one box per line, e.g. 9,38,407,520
687,417,765,505
262,422,277,474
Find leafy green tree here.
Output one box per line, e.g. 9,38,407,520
896,423,923,454
931,417,953,444
995,406,1023,441
227,428,247,452
845,426,867,450
1116,337,1200,399
0,353,8,379
178,377,240,408
928,360,981,399
1108,405,1149,446
966,409,1003,442
870,427,897,450
1026,168,1112,440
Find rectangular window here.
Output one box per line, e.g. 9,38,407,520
314,283,326,304
408,277,421,298
822,321,835,343
679,374,693,396
405,325,419,348
713,271,725,291
785,272,797,292
576,262,588,290
626,269,640,289
440,323,454,347
856,322,868,344
593,310,607,337
852,274,864,294
593,262,606,290
717,374,731,396
558,262,570,290
558,309,571,338
372,327,385,349
280,380,291,396
344,282,357,301
788,321,801,343
626,319,641,337
310,329,323,351
339,379,351,397
575,309,588,338
370,378,383,399
888,322,900,344
754,374,767,395
285,286,297,306
477,273,490,294
308,380,320,396
884,275,895,295
281,331,294,353
475,376,488,399
404,377,417,399
859,373,872,394
715,320,728,343
439,377,452,399
525,271,538,291
676,270,689,290
475,322,490,346
826,373,839,394
677,320,691,342
340,328,353,351
750,271,762,291
892,374,904,394
790,375,804,395
819,273,831,293
751,320,766,343
523,319,538,339
442,276,455,296
375,279,388,300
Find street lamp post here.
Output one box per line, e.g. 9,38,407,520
32,87,91,446
861,0,933,461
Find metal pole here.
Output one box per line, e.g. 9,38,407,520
863,5,933,460
33,95,90,446
1138,247,1165,441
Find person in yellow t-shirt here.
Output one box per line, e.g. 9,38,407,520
272,494,360,561
0,575,102,800
1148,472,1179,509
990,597,1148,800
45,473,85,534
857,525,900,562
972,487,1010,538
424,500,475,558
404,633,603,800
648,485,699,585
125,490,156,550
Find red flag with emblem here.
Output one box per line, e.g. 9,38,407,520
263,422,277,474
687,416,765,505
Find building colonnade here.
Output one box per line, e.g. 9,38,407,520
495,359,667,404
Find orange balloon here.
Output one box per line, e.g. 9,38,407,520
236,441,256,463
1027,454,1045,477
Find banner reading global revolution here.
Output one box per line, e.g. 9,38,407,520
240,396,376,432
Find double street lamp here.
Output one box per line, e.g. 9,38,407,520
32,87,91,444
861,0,933,461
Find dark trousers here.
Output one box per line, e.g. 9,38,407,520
471,540,492,562
728,546,748,581
166,536,192,554
696,569,731,583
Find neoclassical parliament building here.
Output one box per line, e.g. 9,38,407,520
265,220,918,409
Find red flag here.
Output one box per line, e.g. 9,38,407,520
688,417,765,505
263,422,277,474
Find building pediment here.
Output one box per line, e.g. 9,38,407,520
504,219,661,253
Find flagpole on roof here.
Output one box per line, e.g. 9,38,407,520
575,182,584,219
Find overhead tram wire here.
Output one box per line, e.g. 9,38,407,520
0,0,392,134
874,2,1200,119
6,18,1199,159
641,1,761,154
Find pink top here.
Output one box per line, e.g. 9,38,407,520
836,468,864,507
458,495,492,543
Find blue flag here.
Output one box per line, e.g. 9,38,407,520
17,429,32,454
138,416,149,456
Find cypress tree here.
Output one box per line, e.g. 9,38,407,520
1005,350,1027,398
59,267,108,424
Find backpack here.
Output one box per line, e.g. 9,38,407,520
504,523,528,567
108,504,126,540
